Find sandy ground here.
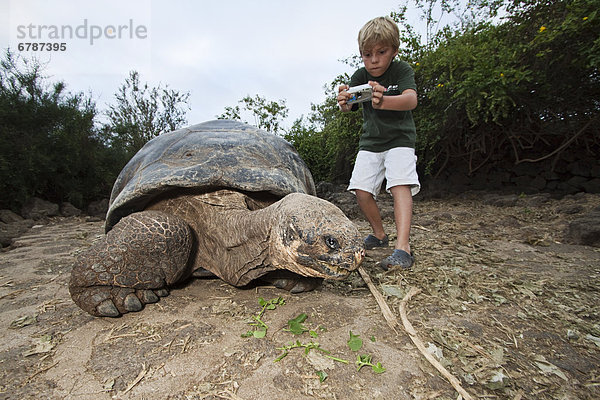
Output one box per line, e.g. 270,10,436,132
1,191,599,399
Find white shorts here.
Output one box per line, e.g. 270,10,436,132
348,148,420,197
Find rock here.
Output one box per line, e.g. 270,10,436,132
566,176,589,191
315,182,364,219
556,181,581,195
21,198,59,220
567,160,592,178
486,171,511,187
448,172,471,190
582,178,600,194
530,175,547,191
316,182,349,202
542,170,561,181
512,175,543,193
483,194,519,207
315,182,339,199
0,220,33,247
0,222,18,247
566,211,600,247
60,202,82,217
556,204,584,215
0,210,23,224
86,199,109,218
330,192,362,219
470,174,490,190
522,193,551,207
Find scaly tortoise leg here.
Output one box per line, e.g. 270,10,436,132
69,211,193,317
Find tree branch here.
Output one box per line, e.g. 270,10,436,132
515,116,598,164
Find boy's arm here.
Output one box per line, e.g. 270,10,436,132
370,81,417,111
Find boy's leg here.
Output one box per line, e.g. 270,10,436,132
389,185,413,253
380,148,420,268
348,151,387,246
355,189,386,240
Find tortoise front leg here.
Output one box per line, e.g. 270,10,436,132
69,211,193,317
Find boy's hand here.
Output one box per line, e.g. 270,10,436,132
337,84,352,112
368,81,418,111
368,81,387,109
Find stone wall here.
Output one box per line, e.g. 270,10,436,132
421,157,600,197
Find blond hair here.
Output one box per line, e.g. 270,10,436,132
357,16,400,54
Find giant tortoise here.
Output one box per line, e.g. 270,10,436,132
70,120,365,317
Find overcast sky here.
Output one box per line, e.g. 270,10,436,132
1,0,425,129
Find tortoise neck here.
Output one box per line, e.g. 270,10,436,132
149,190,280,286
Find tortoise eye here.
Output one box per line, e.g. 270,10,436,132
324,236,339,250
286,230,295,243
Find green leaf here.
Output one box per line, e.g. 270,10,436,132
253,328,266,338
370,335,376,342
316,370,328,382
287,313,309,335
309,330,318,338
358,354,372,364
289,313,308,323
356,354,371,372
288,321,307,335
347,331,363,352
372,362,386,374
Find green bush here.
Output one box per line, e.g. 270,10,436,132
284,78,363,183
0,50,119,210
288,0,599,181
412,0,600,175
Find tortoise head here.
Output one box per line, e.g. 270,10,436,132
271,193,364,279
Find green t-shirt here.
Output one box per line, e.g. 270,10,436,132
350,60,417,152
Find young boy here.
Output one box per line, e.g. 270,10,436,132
337,16,420,269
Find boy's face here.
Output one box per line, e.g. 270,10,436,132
360,44,398,78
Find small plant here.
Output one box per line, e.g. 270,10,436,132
285,313,309,335
242,297,387,380
347,331,363,351
346,331,386,374
356,354,386,374
316,370,328,382
241,297,285,338
274,340,349,364
275,314,348,364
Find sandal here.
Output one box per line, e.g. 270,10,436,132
380,249,414,270
364,234,389,250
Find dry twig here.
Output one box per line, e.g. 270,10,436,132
118,363,148,396
399,287,474,400
25,360,59,383
357,267,399,334
358,267,474,400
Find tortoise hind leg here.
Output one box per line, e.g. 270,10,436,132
69,211,193,317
